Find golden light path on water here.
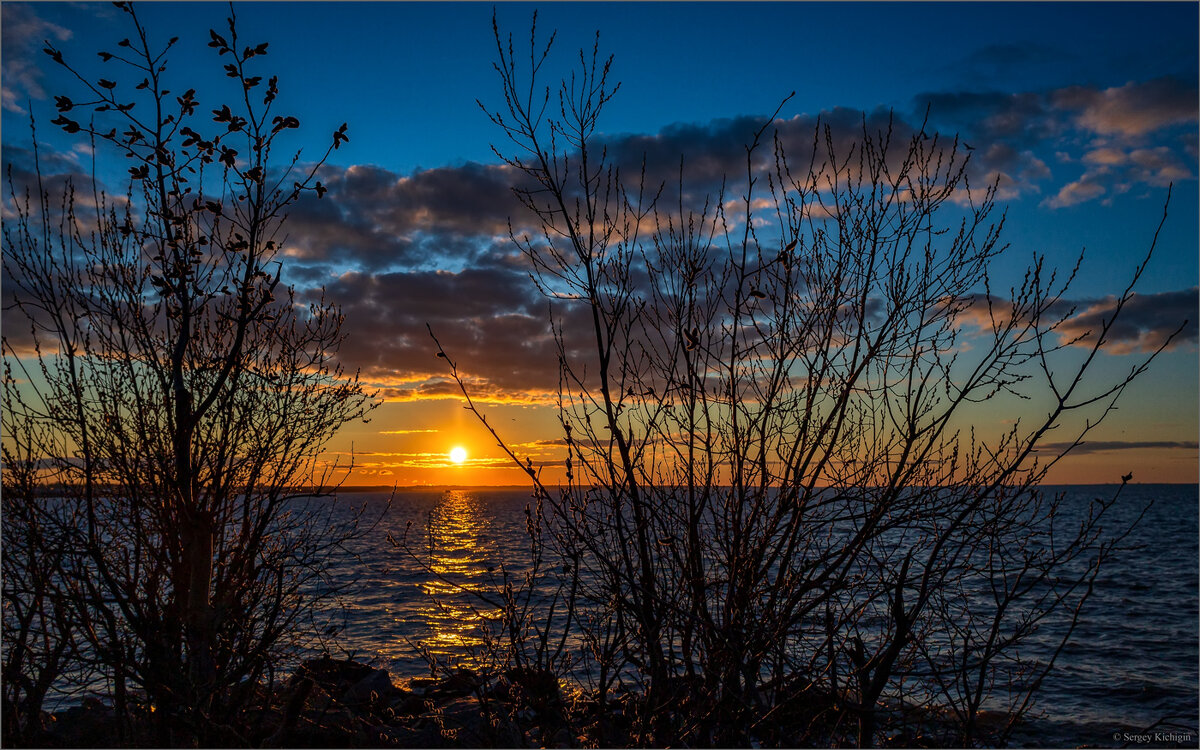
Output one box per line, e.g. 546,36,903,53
416,490,499,656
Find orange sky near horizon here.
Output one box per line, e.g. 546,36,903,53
322,388,1200,489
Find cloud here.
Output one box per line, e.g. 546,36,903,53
280,105,992,279
1053,77,1198,137
247,94,1195,405
1,146,116,356
0,144,95,208
1125,147,1194,184
955,286,1190,357
601,113,772,193
923,78,1198,147
300,256,602,403
274,74,1198,288
1045,145,1193,209
1,4,71,113
956,288,1197,355
1038,440,1199,455
325,450,514,470
1055,287,1198,354
917,90,1056,147
280,162,526,272
919,77,1197,208
600,106,968,200
9,68,1193,411
1082,147,1126,166
1044,171,1111,208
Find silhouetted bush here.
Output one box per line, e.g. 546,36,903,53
2,4,374,745
431,13,1180,748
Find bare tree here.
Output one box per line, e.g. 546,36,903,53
1,361,93,746
433,14,1182,747
2,4,375,743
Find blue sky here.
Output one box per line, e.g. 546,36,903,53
8,3,1198,172
3,2,1197,484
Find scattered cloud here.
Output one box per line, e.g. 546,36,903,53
258,74,1200,286
922,77,1198,147
6,62,1195,409
956,288,1197,355
1053,77,1198,137
917,90,1056,148
325,450,515,470
918,77,1198,208
299,259,597,403
1046,144,1193,208
1124,147,1194,184
600,106,974,199
0,144,94,209
279,162,528,272
1044,172,1111,208
509,438,572,451
1038,440,1199,455
1082,147,1126,166
1,4,71,114
281,103,1031,278
1055,287,1198,354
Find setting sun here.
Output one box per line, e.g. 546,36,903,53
449,446,467,464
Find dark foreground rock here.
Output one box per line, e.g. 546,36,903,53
33,657,1055,748
33,658,548,748
264,658,509,748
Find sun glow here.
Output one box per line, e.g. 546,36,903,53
449,446,468,464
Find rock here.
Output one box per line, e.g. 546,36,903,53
390,689,430,717
435,696,493,746
550,727,572,747
344,667,400,706
424,668,481,701
408,676,439,692
302,681,335,714
303,654,375,680
49,699,120,747
296,655,375,698
279,702,362,748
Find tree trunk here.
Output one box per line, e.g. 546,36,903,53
183,517,216,714
859,706,877,749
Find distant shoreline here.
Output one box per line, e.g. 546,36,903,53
20,482,1195,496
326,482,1198,493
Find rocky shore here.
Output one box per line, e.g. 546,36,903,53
29,655,856,747
30,655,1112,748
34,656,592,748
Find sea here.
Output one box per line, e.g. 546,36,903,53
316,483,1198,748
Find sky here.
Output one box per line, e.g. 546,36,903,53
2,1,1197,486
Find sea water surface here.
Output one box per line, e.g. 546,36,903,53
317,484,1197,747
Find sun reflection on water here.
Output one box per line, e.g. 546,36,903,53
415,490,500,659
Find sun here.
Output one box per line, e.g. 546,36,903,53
449,446,468,464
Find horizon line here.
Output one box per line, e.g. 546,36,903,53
328,481,1198,493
